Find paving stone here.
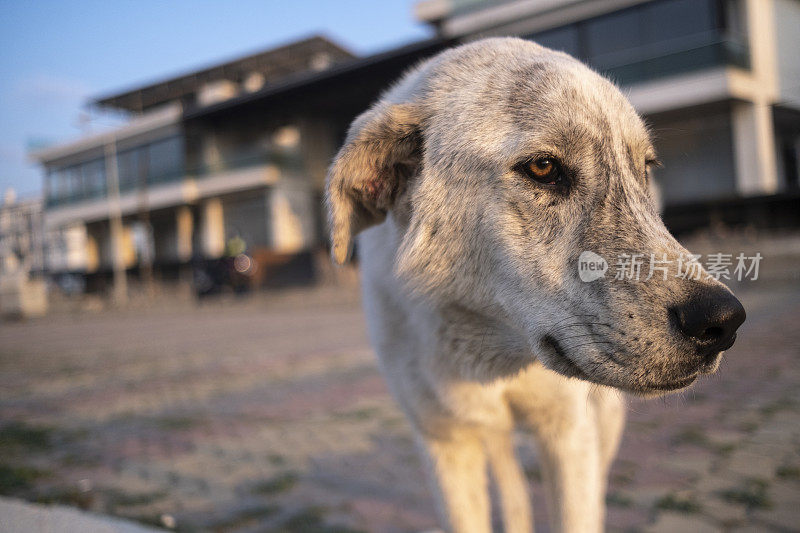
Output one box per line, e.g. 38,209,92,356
626,486,670,509
751,479,800,531
700,496,747,526
726,448,782,479
645,511,718,533
659,452,714,476
694,470,745,495
1,282,800,531
730,525,777,533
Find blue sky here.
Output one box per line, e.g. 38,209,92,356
0,0,431,197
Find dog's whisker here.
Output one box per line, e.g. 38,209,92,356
560,340,615,351
558,332,601,342
548,323,586,334
550,322,613,334
549,314,599,329
599,351,626,366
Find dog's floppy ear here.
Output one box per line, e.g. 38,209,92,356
325,102,424,264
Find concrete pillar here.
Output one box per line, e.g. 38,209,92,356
298,119,336,189
104,140,127,305
794,137,800,187
176,206,194,262
745,0,779,98
732,101,779,195
732,0,780,195
202,130,223,174
270,185,314,253
201,198,225,258
84,228,99,273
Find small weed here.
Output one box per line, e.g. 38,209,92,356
380,416,407,430
738,421,759,434
0,422,53,452
212,504,280,531
671,426,736,455
628,420,660,431
106,488,168,508
279,506,365,533
35,488,94,509
655,493,702,514
337,407,380,421
127,514,165,529
776,464,800,480
714,442,737,456
671,426,709,447
524,465,542,482
719,478,772,510
253,472,298,495
154,417,200,431
759,397,795,416
60,452,100,467
606,491,634,508
238,504,281,520
688,392,708,403
267,454,287,467
610,460,637,487
124,513,191,532
0,462,46,495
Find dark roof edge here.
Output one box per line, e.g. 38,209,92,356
183,36,451,119
92,34,354,108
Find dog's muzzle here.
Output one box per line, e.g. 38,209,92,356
669,286,746,368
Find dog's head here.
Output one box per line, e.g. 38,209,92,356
326,38,745,394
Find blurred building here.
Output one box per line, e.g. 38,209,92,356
31,37,354,292
31,1,800,294
0,190,48,317
416,0,800,231
0,189,45,276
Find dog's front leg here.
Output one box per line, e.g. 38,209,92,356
417,426,492,533
533,399,604,533
483,428,533,533
590,386,625,480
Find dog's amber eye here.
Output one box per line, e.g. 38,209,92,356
518,157,564,187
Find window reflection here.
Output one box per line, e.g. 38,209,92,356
46,136,184,206
528,0,747,83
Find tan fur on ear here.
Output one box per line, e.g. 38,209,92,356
325,102,424,264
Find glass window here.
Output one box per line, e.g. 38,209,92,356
585,8,644,59
65,166,82,199
723,0,746,39
533,25,581,57
649,110,736,204
117,148,142,190
148,137,183,182
46,168,62,200
82,159,106,197
644,0,718,43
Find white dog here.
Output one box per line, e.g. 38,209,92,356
326,38,745,533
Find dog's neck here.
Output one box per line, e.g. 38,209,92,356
382,207,536,382
432,302,536,383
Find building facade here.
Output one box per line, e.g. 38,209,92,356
0,190,48,317
32,37,354,292
416,0,800,211
0,190,45,277
32,1,800,294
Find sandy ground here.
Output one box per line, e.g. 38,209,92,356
0,280,799,532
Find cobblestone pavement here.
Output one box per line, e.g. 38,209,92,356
1,282,799,532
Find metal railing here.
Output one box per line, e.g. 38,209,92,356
46,149,303,208
598,36,750,86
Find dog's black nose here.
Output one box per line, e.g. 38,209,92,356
671,287,746,353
